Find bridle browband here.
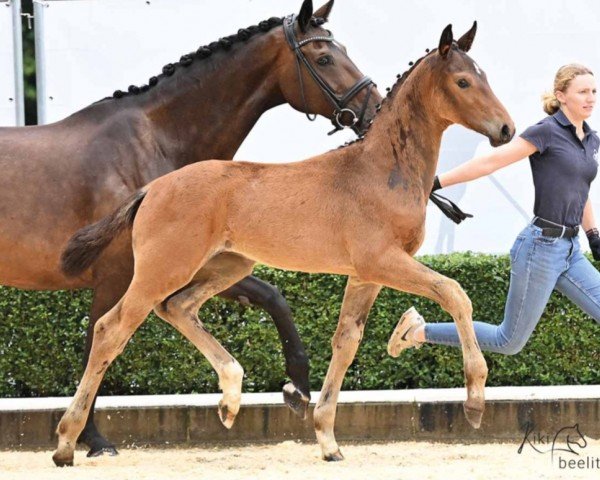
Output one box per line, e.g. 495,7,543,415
283,14,375,136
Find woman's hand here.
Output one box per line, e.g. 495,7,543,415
587,229,600,261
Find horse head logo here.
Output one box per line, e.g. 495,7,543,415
551,423,588,462
518,421,588,463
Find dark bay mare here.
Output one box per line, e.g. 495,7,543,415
56,22,515,466
0,0,380,456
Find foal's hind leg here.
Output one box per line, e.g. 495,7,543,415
154,253,255,429
357,247,488,428
53,282,156,467
313,277,381,461
219,276,310,419
77,268,132,457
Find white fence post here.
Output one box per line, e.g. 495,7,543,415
0,0,24,126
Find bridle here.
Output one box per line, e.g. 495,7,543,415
283,14,375,136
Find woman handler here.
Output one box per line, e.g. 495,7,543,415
388,64,600,356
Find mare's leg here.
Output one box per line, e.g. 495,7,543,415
356,247,488,428
219,275,310,418
154,253,256,428
313,277,381,461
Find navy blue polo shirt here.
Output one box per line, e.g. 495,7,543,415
520,109,600,227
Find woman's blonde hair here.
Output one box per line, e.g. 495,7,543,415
541,63,594,115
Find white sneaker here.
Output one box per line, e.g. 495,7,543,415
387,307,425,357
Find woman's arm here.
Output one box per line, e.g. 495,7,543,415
438,137,538,188
582,198,597,232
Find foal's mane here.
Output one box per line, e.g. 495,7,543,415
384,50,432,103
97,16,329,104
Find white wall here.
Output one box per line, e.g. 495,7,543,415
33,0,600,254
0,0,18,126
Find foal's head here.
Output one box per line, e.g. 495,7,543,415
274,0,381,135
423,23,515,146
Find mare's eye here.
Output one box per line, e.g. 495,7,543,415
317,56,332,66
457,79,470,89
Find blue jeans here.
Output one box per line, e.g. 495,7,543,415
424,222,600,354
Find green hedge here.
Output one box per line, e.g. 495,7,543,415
1,253,598,398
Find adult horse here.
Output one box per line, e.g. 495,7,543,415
0,0,380,457
56,22,515,466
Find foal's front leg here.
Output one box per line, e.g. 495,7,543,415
357,247,488,428
154,254,256,429
314,277,381,461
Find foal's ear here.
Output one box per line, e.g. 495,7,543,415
438,24,453,58
314,0,334,22
298,0,314,33
457,21,477,52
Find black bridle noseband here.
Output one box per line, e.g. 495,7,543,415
283,14,375,136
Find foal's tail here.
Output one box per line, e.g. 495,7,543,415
61,189,148,277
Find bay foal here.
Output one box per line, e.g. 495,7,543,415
56,23,514,465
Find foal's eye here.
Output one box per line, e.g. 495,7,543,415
317,55,332,66
457,79,470,89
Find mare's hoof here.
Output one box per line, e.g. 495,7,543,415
283,383,310,420
464,403,484,429
323,449,345,462
78,428,118,458
218,400,237,429
87,446,119,458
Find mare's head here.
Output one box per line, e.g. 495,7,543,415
274,0,382,135
420,22,515,146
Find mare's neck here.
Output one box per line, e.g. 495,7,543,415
116,30,286,168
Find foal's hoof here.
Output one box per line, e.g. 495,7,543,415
463,403,484,429
218,400,237,429
283,382,310,420
87,445,119,458
323,449,345,462
52,451,74,467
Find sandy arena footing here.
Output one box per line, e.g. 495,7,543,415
1,439,600,480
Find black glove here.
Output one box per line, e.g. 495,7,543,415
586,228,600,261
429,175,473,225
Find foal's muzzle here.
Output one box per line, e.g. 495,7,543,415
487,123,515,147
